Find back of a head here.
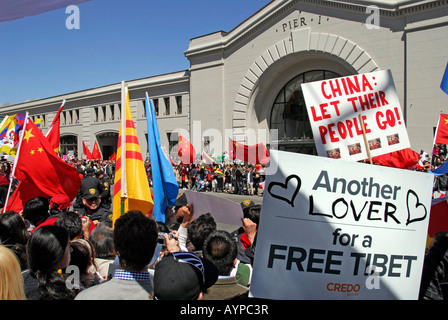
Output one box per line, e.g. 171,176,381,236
27,225,74,300
0,245,26,300
203,230,237,276
0,211,29,245
27,225,69,275
54,211,82,240
244,204,261,226
69,239,94,274
188,213,216,251
89,225,115,259
113,210,158,271
22,197,50,227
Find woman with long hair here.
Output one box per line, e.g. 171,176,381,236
25,225,75,300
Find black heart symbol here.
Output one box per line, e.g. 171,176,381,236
267,174,301,207
406,189,427,226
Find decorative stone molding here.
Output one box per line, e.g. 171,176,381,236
232,29,379,139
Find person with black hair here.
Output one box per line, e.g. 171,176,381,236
54,211,91,240
419,231,448,300
0,210,30,270
75,210,158,300
22,196,50,232
23,225,75,300
66,239,103,291
187,213,217,257
202,230,248,300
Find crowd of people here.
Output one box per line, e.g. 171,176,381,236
0,155,263,300
0,149,447,301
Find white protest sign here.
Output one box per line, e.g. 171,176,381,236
183,190,243,226
249,150,432,300
301,70,410,161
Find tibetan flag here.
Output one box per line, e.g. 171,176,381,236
112,83,154,226
3,115,81,212
45,101,64,153
0,114,26,156
92,140,102,160
434,114,448,145
178,135,196,165
202,151,214,165
441,62,448,95
229,138,269,164
145,93,179,222
82,141,92,160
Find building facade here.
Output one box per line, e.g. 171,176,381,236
2,0,448,160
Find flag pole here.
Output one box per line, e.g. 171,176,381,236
120,81,127,216
358,114,372,164
3,112,29,212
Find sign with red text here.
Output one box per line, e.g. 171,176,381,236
301,70,410,161
249,150,432,300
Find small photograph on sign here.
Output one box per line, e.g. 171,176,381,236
348,143,362,155
368,138,382,150
387,133,400,145
326,148,341,159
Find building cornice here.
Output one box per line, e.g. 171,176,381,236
184,0,448,59
0,70,189,114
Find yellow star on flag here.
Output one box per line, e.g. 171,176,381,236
444,119,448,125
30,149,35,155
38,147,43,153
24,128,34,143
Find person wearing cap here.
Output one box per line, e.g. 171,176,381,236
75,210,158,300
153,251,218,300
95,169,112,210
73,167,101,211
76,188,112,228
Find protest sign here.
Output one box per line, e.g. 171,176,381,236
301,70,410,161
183,190,243,226
249,150,432,300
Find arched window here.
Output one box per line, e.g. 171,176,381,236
270,70,341,154
60,135,78,157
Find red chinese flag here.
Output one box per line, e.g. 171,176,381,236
229,138,269,164
92,140,102,160
435,114,448,145
5,119,81,211
4,181,47,213
178,135,196,165
82,141,92,160
371,148,420,169
429,198,448,240
45,102,64,153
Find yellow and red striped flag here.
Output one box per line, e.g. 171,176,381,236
112,82,154,226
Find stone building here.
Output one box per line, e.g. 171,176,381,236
1,0,447,160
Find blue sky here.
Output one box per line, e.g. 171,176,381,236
0,0,271,105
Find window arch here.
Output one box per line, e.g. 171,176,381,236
270,70,341,154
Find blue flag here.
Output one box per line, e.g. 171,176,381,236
429,159,448,176
145,93,179,222
441,62,448,95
